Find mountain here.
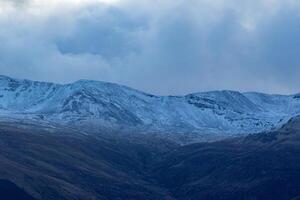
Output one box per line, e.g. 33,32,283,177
0,75,300,142
1,111,300,199
1,75,300,199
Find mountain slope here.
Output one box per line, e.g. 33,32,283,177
152,116,300,200
1,113,300,199
1,75,300,141
0,120,176,200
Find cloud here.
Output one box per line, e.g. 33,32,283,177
0,0,300,95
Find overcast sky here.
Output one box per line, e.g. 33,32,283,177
0,0,300,95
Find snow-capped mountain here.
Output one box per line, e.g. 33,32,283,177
0,75,299,140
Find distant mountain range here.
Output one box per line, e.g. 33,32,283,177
0,75,300,142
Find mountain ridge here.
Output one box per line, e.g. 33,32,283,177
0,75,300,142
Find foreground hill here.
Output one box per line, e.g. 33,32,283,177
1,75,300,142
0,116,300,199
153,116,300,200
0,120,175,200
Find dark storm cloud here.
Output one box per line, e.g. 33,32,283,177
56,7,146,59
0,0,300,95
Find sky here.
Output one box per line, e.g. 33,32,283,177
0,0,300,95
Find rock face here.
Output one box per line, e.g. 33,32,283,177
0,75,300,141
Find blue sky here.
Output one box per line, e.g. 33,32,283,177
0,0,300,95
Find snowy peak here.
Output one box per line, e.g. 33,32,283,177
186,90,261,114
0,75,300,141
0,77,58,111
